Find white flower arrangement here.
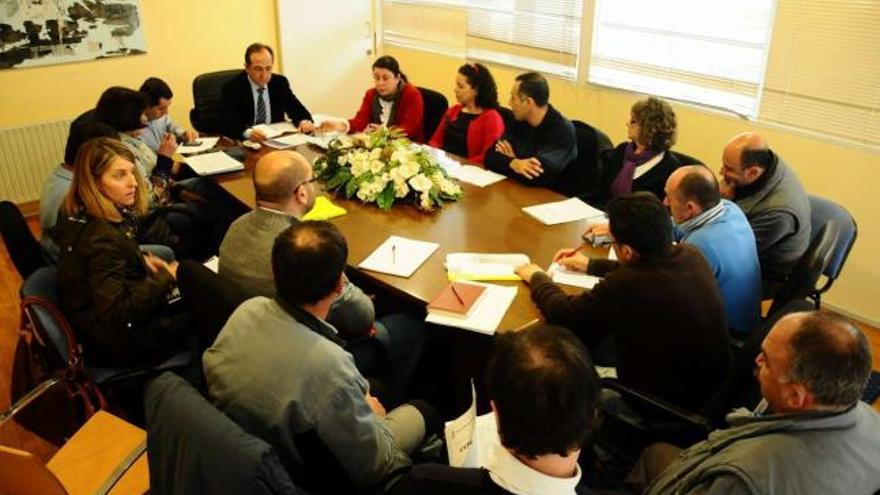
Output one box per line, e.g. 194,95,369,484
314,128,463,211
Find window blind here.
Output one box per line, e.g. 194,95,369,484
759,0,880,146
588,0,775,117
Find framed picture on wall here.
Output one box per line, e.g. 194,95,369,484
0,0,147,70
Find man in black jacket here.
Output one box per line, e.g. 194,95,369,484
484,72,577,188
515,192,731,413
222,43,314,142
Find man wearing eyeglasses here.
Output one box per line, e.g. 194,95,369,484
218,150,427,403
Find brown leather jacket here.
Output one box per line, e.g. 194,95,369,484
51,213,184,367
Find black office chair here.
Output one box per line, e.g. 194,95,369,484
417,86,449,141
0,201,46,279
145,372,310,495
808,195,857,308
554,120,614,198
19,267,193,409
177,260,249,347
594,299,812,463
190,69,241,135
766,221,839,318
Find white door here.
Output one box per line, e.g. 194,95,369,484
276,0,375,118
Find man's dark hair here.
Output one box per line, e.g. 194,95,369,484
64,121,117,165
678,167,721,211
740,147,775,171
458,62,499,109
514,72,549,107
272,221,348,306
788,311,872,407
94,86,148,132
139,77,173,106
486,323,600,458
245,42,274,65
607,192,673,259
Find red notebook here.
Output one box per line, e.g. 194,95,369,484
427,282,487,318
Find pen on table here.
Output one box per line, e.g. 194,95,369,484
391,242,396,265
450,283,465,307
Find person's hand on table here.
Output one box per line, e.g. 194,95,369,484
365,392,386,417
250,129,268,143
557,251,590,273
298,120,315,134
515,263,545,284
144,254,179,280
494,139,515,158
159,133,178,158
510,158,544,179
182,129,199,144
318,120,347,134
582,222,610,239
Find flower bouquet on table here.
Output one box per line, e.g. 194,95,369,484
314,127,463,211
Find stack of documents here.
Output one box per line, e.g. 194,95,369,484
426,147,506,188
264,133,309,149
444,382,500,467
547,262,601,289
176,137,220,155
522,197,605,225
251,122,298,138
446,253,529,281
358,236,439,278
184,151,244,176
425,282,517,335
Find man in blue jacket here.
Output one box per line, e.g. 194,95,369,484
664,165,762,334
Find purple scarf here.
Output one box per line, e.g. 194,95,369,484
609,142,656,198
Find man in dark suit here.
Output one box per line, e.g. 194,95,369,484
222,43,314,142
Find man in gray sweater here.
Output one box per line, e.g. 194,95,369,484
205,221,436,493
636,311,880,495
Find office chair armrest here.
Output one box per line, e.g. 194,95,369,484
600,378,715,433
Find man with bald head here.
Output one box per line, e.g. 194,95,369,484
719,132,810,293
638,311,880,494
219,150,373,335
664,165,761,334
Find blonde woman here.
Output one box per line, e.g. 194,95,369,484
52,137,190,368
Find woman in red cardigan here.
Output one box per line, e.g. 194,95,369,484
428,63,505,164
321,56,424,142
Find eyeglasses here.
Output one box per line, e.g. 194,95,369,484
295,176,319,191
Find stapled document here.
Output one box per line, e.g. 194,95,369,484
446,253,530,281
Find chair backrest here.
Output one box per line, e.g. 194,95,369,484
416,86,449,141
0,201,46,279
145,372,307,495
190,69,241,134
0,446,69,495
20,266,78,369
497,106,515,131
669,150,704,166
177,260,249,346
768,222,839,317
552,120,613,198
809,195,857,283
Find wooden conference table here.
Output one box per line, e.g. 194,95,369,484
212,141,604,332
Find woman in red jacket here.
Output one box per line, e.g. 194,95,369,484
321,56,424,141
428,63,505,164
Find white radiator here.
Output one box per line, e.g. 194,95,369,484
0,119,72,204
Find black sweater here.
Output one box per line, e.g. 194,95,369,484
529,245,731,412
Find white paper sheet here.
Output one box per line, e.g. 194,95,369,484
522,197,605,225
445,381,501,468
450,165,506,188
184,151,244,176
304,135,335,149
176,137,220,155
548,262,601,289
203,256,219,273
608,247,618,261
358,236,439,278
446,253,529,281
251,122,298,138
426,282,517,335
264,133,309,149
311,113,347,127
